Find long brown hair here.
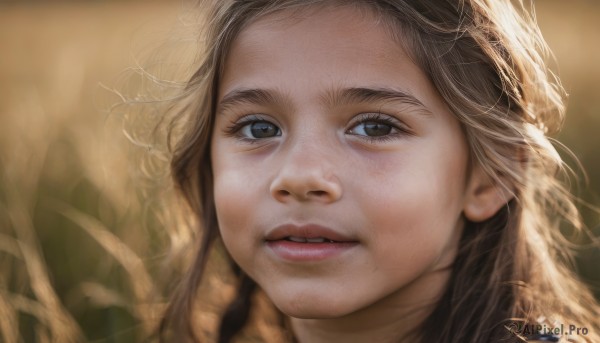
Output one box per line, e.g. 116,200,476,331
155,0,600,342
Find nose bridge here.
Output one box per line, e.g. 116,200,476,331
270,132,342,203
287,134,329,170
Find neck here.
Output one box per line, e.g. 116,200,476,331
289,267,452,343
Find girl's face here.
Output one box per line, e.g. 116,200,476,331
211,6,475,320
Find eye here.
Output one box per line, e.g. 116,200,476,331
346,113,409,140
241,120,281,138
350,121,393,137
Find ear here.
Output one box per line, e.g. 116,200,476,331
463,165,515,222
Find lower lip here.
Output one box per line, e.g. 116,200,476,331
265,240,359,262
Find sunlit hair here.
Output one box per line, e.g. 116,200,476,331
151,0,600,342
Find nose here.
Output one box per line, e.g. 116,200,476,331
269,142,343,204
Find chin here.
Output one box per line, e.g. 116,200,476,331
269,291,358,319
278,304,350,320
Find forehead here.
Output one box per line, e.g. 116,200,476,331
220,5,406,80
237,3,395,46
218,4,446,117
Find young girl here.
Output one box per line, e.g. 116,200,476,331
153,0,600,342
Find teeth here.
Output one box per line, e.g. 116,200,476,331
288,236,307,243
306,237,326,243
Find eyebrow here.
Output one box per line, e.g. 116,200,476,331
217,88,288,114
323,87,432,115
217,86,432,115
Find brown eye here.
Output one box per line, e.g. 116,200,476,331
361,121,392,136
346,112,411,142
349,121,395,137
241,121,281,139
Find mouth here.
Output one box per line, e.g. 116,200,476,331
264,224,359,262
281,236,339,243
264,223,358,243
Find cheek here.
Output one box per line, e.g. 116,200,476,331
212,153,265,273
212,138,258,228
214,169,254,228
356,146,467,270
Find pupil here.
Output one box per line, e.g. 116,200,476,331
364,122,391,136
251,121,278,138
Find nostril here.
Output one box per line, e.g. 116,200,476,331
276,190,291,197
273,189,328,201
309,190,328,197
270,175,342,203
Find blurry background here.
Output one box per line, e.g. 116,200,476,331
0,1,598,342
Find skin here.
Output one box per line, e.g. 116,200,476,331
211,5,507,343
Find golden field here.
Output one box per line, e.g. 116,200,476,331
0,1,599,342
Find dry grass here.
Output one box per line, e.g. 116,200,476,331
0,2,182,342
0,1,598,342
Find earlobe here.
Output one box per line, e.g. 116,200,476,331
463,166,515,222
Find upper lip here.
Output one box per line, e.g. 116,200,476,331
264,223,357,242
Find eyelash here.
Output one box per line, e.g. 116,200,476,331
223,114,274,144
223,112,411,143
346,112,411,143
